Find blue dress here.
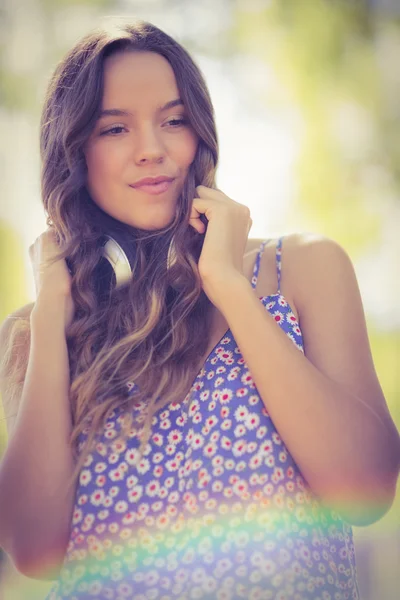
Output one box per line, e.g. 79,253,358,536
46,237,361,600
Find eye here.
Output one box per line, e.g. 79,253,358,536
101,125,126,136
166,118,188,128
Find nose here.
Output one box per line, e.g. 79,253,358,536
134,125,165,165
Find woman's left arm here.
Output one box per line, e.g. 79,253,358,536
210,233,400,527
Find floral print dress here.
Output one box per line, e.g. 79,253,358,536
45,237,361,600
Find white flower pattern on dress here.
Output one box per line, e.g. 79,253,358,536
46,238,360,600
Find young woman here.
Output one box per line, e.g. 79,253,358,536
0,20,399,600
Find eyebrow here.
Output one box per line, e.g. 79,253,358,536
97,98,184,119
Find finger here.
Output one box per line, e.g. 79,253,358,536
196,185,226,199
188,218,205,234
188,208,206,232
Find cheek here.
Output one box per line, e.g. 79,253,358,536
173,133,199,169
85,144,122,188
85,149,120,211
86,150,108,179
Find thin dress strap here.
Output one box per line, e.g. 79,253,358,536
276,236,283,294
251,239,271,290
252,237,284,294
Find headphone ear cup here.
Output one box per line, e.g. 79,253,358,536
96,234,179,295
101,236,133,289
93,255,118,300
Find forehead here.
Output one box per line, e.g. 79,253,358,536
101,51,179,105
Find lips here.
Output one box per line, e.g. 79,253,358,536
131,176,175,188
129,179,174,195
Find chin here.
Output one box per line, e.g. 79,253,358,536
124,213,177,232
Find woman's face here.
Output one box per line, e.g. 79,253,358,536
84,50,199,230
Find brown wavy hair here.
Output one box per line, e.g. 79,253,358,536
3,21,219,495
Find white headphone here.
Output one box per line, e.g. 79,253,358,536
102,236,132,289
101,235,178,289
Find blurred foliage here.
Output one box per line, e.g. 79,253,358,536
367,327,400,530
39,0,111,8
0,222,28,327
0,222,28,455
369,329,400,425
233,0,400,257
0,71,34,112
0,0,114,112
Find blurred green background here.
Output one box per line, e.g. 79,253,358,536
0,0,399,598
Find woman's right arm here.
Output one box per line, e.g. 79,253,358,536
0,229,77,581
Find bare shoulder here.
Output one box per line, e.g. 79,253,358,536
0,302,34,436
280,232,354,313
0,302,34,375
278,230,346,260
245,237,269,256
0,302,35,352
